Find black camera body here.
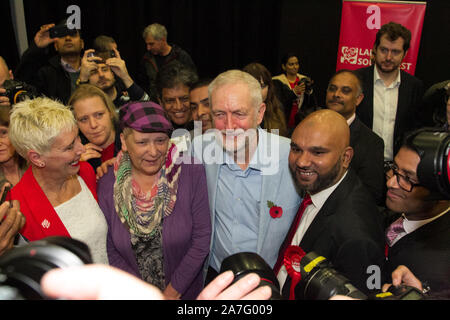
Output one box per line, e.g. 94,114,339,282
298,77,313,94
0,237,92,300
220,252,282,300
1,80,37,105
411,129,450,199
297,251,368,300
297,251,426,300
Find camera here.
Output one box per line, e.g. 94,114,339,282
87,50,116,64
298,77,313,94
220,252,282,300
1,80,38,105
297,251,425,300
49,24,78,39
0,236,92,300
409,129,450,199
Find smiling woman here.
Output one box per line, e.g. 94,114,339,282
97,100,211,300
7,97,109,265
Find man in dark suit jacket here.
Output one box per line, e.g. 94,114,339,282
326,70,385,205
384,130,450,297
15,22,85,104
354,22,424,161
275,110,385,299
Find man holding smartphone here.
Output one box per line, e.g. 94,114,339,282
15,21,84,104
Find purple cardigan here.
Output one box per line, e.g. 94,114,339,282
97,160,211,299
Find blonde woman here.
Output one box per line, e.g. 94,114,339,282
69,84,121,172
7,97,108,264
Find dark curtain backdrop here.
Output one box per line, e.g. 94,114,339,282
4,0,449,106
1,1,20,70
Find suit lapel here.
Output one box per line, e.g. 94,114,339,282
256,130,283,252
208,163,220,228
300,171,354,250
257,169,283,252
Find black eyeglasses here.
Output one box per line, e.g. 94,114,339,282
384,161,421,192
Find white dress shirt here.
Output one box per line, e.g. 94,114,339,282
277,171,348,290
372,67,401,161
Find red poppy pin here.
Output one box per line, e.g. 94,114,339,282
268,201,283,219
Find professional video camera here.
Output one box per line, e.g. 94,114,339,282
0,237,92,300
409,129,450,199
220,251,426,300
1,80,38,105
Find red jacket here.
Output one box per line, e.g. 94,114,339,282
8,162,97,241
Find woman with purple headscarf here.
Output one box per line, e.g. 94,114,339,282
97,101,211,300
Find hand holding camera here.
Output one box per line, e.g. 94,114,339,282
33,24,57,49
0,89,10,107
105,48,134,88
79,49,103,83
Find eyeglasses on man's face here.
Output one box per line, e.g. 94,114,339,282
384,161,421,192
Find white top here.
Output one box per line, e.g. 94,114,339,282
54,176,109,264
277,171,348,291
372,67,401,161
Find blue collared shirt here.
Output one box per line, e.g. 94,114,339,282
210,140,263,271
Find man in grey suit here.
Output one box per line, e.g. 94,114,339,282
192,70,301,283
326,69,385,205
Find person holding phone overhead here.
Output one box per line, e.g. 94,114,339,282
15,21,85,104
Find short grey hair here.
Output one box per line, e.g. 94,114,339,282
142,23,168,40
208,70,263,111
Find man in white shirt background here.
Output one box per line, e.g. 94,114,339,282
355,22,424,161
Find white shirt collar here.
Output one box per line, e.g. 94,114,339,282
374,65,401,88
310,171,348,210
346,113,356,126
403,207,450,234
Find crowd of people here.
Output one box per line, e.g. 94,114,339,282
0,20,448,300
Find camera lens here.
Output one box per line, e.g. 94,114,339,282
298,252,367,300
220,252,282,300
0,237,92,300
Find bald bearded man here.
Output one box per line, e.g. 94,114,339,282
275,110,385,299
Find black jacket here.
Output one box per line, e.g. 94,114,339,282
15,43,76,104
349,116,385,205
280,170,386,298
385,211,450,297
354,65,424,155
136,44,196,102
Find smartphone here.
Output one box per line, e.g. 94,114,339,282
1,186,10,204
49,24,77,39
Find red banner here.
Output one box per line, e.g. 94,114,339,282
336,0,426,75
